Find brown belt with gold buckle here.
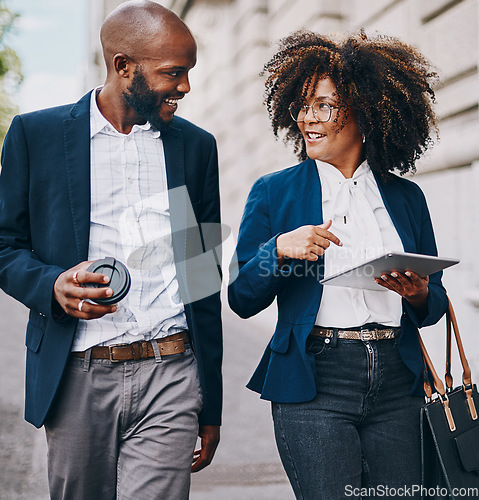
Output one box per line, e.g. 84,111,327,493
311,326,399,341
71,331,190,362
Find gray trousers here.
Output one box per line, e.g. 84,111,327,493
44,345,203,500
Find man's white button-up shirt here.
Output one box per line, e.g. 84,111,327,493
72,88,188,351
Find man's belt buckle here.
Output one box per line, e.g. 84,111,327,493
108,343,127,362
360,329,377,341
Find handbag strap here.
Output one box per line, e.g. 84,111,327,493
445,305,453,391
418,330,446,397
445,298,472,389
418,330,457,431
418,298,478,431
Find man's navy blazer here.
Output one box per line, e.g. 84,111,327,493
0,92,223,428
228,159,448,402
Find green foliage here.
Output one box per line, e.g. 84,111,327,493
0,1,22,145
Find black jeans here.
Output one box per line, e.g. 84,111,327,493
272,335,423,499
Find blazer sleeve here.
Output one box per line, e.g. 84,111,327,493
0,116,65,318
228,177,291,319
402,185,448,327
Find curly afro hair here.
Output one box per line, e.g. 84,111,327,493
263,30,439,178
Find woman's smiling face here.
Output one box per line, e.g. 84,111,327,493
297,76,363,177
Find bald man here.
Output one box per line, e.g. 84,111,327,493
0,1,222,497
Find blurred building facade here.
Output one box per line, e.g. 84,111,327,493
87,0,479,367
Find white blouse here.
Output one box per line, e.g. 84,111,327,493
315,160,403,328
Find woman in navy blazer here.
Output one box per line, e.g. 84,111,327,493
229,31,448,499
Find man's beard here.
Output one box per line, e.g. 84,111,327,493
122,68,172,132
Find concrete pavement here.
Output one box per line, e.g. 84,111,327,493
0,289,293,499
0,290,49,499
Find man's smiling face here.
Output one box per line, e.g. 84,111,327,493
123,28,197,131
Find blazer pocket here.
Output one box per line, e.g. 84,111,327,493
269,323,292,354
25,313,47,353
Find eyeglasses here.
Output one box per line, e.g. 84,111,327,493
288,100,340,123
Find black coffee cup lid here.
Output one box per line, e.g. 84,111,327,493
84,257,131,305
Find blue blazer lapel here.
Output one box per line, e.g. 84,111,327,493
63,92,91,262
162,124,187,266
270,158,324,231
162,124,185,191
162,123,206,311
302,158,323,226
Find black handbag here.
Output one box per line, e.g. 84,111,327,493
419,299,479,499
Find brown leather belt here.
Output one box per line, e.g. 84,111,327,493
72,331,190,362
311,326,399,341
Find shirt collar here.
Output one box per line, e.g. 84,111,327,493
316,159,370,179
315,159,371,202
132,121,162,138
90,86,161,139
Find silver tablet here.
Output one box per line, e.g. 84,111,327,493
319,251,459,291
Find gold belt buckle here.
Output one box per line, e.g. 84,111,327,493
360,329,377,341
